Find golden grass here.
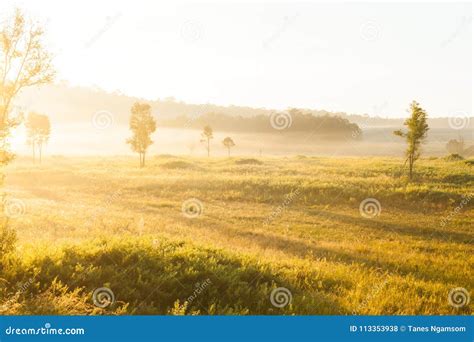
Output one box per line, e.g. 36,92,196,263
1,155,472,314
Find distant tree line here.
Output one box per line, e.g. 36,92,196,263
162,108,362,139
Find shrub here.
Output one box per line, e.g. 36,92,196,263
234,158,263,165
444,154,464,161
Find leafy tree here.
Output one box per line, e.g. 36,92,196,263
1,9,54,164
222,137,235,157
25,112,50,163
200,125,213,157
1,8,54,254
446,137,465,156
393,101,429,180
126,102,156,167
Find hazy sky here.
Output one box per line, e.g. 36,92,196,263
1,1,472,117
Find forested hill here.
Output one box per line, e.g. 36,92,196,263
163,110,361,138
16,83,471,130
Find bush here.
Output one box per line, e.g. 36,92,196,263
234,158,263,165
0,223,16,258
444,154,464,161
160,161,197,170
0,237,327,315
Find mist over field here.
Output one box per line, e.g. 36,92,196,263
9,85,474,157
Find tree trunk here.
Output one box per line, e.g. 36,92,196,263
142,152,146,167
32,141,36,163
408,155,413,180
207,139,210,157
227,147,230,157
38,142,42,164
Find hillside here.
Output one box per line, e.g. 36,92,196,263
15,84,472,130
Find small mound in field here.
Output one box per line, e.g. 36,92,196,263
160,161,196,169
464,159,474,166
155,154,179,159
444,154,464,161
234,158,263,165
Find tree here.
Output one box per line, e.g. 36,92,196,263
393,101,429,180
1,9,54,164
446,137,465,156
222,136,235,157
200,125,213,157
25,112,50,163
126,102,156,167
1,8,54,254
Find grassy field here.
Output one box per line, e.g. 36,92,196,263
0,155,472,315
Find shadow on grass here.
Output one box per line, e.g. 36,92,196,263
1,237,345,315
309,209,473,245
